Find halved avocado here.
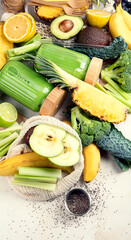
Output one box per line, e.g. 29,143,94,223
50,15,84,40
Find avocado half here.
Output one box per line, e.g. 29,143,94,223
50,15,84,40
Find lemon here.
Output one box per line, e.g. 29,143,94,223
3,14,32,43
18,12,36,42
0,102,18,127
86,9,111,29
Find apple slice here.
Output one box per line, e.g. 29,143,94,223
29,123,66,158
49,132,80,167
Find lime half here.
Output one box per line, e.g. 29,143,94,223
0,102,18,127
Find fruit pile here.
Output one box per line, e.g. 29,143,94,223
0,1,130,196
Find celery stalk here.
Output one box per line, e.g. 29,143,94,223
0,122,22,138
8,52,36,61
104,83,131,110
0,142,12,157
25,33,42,45
0,141,11,151
0,132,18,148
95,82,131,111
6,41,42,59
14,174,57,183
0,132,11,139
18,167,62,179
11,180,56,191
101,75,131,100
95,82,109,94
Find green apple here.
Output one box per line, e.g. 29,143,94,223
29,123,66,158
49,132,80,167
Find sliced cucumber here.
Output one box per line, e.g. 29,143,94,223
29,123,66,157
49,132,80,167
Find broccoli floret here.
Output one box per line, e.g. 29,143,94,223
101,50,131,93
71,106,111,146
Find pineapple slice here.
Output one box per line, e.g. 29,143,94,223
32,55,128,123
37,6,64,21
72,80,127,123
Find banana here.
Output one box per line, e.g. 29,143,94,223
0,152,72,176
109,5,131,50
83,143,100,182
117,3,131,31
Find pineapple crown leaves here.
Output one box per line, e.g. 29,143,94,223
26,53,68,88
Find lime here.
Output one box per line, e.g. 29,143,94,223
0,102,18,127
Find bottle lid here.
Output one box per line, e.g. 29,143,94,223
39,86,67,116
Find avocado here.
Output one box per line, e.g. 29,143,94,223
50,15,84,40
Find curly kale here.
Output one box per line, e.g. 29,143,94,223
59,36,128,60
96,125,131,170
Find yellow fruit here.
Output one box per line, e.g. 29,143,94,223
86,9,111,29
3,14,32,43
72,80,127,123
0,152,72,176
83,143,100,182
37,5,64,21
117,3,131,31
109,7,131,50
18,12,36,42
62,120,101,182
0,22,13,69
63,120,72,126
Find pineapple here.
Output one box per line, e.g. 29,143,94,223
33,54,128,123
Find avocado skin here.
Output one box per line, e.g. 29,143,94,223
76,26,112,46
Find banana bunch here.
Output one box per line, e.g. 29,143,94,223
109,3,131,49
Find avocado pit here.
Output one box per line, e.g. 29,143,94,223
59,20,74,33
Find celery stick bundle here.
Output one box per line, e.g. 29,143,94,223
0,122,23,157
12,167,62,191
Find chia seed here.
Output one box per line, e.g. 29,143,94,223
65,188,91,216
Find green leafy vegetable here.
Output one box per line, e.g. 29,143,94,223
55,36,128,60
66,106,131,170
101,50,131,93
96,125,131,162
71,106,111,146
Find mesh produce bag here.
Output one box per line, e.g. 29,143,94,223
5,116,84,201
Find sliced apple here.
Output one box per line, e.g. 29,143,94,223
49,132,80,167
29,123,66,158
